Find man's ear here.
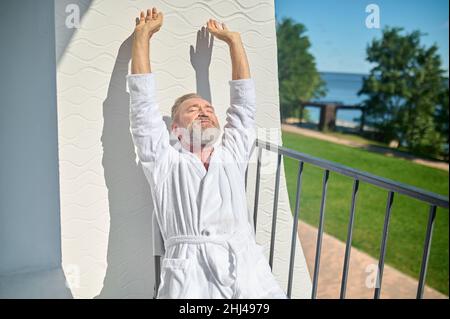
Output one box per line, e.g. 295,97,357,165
171,121,181,138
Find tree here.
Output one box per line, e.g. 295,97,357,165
434,84,449,159
277,18,326,120
359,27,449,157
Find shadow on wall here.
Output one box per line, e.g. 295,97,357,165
96,26,214,298
190,26,214,103
97,35,155,298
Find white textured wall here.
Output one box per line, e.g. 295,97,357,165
55,0,311,299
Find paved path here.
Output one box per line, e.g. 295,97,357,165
297,221,448,299
282,124,449,172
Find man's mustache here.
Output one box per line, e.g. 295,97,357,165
191,116,218,127
197,115,210,121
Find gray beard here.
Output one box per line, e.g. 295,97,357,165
189,126,221,147
187,119,221,147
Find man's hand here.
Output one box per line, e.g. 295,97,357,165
206,19,240,45
206,19,250,80
134,7,164,41
131,7,163,74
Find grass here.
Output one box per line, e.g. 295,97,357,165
288,120,448,161
281,130,449,295
325,131,388,147
326,130,448,161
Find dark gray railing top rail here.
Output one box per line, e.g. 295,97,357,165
256,139,449,209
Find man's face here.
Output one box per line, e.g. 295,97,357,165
172,97,221,147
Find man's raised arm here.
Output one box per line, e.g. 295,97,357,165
207,19,251,80
207,20,256,172
128,8,168,258
131,8,162,74
128,8,174,189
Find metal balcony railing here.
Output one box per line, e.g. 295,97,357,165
247,139,448,299
154,139,449,299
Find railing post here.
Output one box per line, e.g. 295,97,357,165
245,165,248,191
417,205,437,299
340,179,359,299
287,161,304,298
311,169,330,299
253,147,262,233
153,256,161,299
269,153,282,270
374,191,394,299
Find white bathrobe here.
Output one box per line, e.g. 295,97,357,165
127,72,287,299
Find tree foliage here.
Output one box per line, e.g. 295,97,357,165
277,18,326,119
359,27,449,158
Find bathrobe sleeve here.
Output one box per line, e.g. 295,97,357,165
128,73,173,257
223,78,257,173
127,72,176,189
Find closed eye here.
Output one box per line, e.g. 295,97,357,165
187,104,215,113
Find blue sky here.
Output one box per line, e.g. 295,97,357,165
274,0,449,75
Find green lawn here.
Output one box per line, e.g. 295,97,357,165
281,130,449,295
325,131,388,147
325,130,447,161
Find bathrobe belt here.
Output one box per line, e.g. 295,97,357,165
164,228,253,299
